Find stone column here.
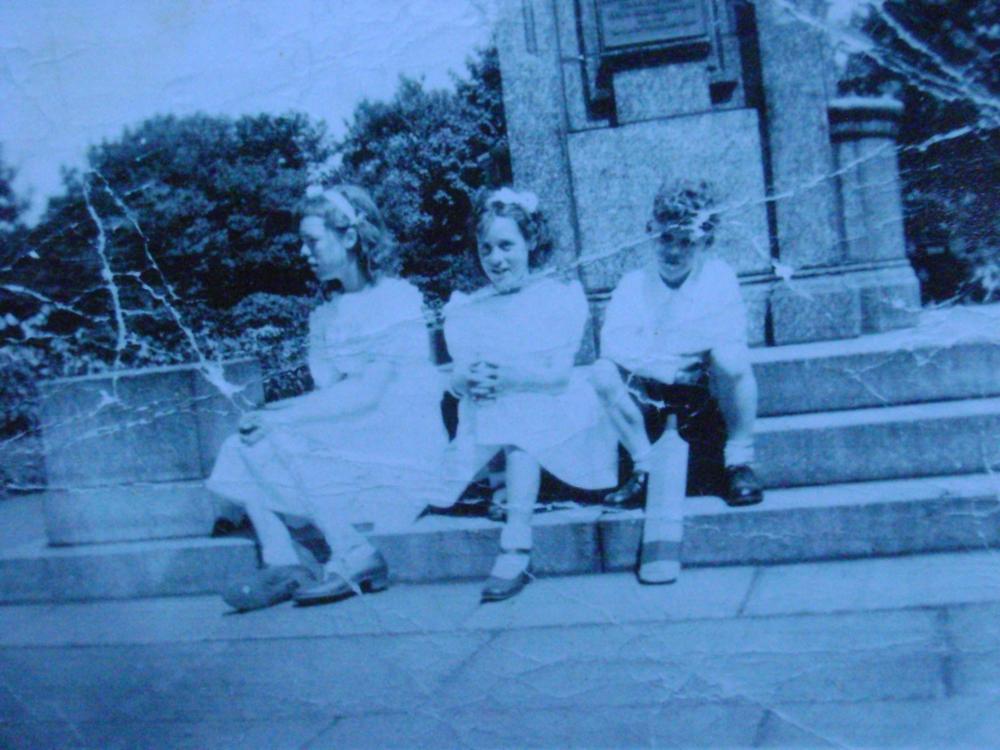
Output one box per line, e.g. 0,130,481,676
753,0,840,270
755,1,919,343
829,97,921,333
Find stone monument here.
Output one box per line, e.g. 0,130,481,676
495,0,921,347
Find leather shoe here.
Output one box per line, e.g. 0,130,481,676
724,464,764,507
222,564,316,612
603,470,647,509
294,549,389,606
481,549,532,603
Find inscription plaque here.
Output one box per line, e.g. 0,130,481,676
597,0,707,50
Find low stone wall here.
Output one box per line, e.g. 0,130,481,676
37,359,263,545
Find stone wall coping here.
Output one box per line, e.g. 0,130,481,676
39,357,259,387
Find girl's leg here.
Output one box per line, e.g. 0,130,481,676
294,501,387,604
311,505,374,563
640,416,688,584
217,435,317,612
500,446,540,552
227,436,302,568
482,446,539,601
242,501,301,568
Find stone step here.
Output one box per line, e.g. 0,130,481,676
26,394,999,551
1,473,995,603
757,395,1000,487
754,337,1000,417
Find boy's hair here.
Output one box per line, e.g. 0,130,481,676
300,183,397,282
651,179,720,242
473,186,554,270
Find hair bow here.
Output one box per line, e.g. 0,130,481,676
489,187,539,215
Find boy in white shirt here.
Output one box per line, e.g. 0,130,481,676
592,179,762,581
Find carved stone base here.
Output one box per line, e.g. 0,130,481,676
770,263,921,345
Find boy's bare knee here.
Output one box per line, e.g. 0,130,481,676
711,346,753,382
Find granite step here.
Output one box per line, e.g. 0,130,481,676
756,396,1000,487
754,338,1000,417
1,473,995,604
26,394,1000,550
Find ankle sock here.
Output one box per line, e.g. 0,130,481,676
490,550,530,579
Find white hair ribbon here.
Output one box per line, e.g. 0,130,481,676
306,184,358,226
489,187,539,215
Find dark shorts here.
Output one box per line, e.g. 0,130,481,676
615,364,727,496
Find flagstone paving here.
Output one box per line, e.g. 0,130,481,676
1,550,998,748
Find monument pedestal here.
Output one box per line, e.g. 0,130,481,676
497,0,920,349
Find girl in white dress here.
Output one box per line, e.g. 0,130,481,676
443,188,617,602
208,185,448,610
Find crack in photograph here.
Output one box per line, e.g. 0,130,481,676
1,0,998,747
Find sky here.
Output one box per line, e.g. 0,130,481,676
0,0,493,219
1,0,865,221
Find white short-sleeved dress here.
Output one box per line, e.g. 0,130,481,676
207,278,450,532
443,276,617,490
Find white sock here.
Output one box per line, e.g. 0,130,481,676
724,437,755,468
490,550,530,579
500,522,532,552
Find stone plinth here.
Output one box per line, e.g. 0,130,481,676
770,263,921,345
568,107,772,289
38,359,262,545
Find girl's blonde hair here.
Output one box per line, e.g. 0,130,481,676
300,184,397,282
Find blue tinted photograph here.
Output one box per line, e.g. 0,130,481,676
0,1,998,747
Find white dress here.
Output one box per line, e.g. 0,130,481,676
207,278,450,533
443,277,617,490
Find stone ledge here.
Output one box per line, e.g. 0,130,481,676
1,473,995,603
756,396,1000,487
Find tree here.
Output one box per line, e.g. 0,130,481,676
0,147,28,235
14,113,331,382
335,45,510,302
840,0,1000,302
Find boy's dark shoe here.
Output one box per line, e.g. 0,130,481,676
724,465,764,507
603,470,648,510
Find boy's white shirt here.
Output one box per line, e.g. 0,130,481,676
600,253,748,384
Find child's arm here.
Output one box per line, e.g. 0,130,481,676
481,281,587,395
265,359,395,424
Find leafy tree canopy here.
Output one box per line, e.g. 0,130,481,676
334,45,509,301
841,0,999,301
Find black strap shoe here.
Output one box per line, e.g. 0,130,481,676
481,549,532,603
724,465,764,507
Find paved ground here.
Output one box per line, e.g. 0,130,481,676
1,550,998,748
